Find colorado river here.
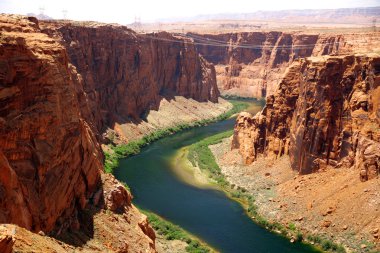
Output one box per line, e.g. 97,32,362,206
114,100,320,253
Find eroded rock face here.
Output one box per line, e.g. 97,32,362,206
232,54,380,178
101,173,156,251
231,112,265,164
102,174,132,212
0,14,218,248
0,231,13,253
42,23,219,133
0,15,103,233
191,32,380,98
232,62,303,164
290,55,380,175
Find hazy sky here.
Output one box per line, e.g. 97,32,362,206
0,0,379,24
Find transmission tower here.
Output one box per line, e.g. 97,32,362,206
134,16,142,31
39,7,45,16
373,18,377,32
62,10,68,19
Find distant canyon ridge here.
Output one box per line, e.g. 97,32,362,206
190,31,380,98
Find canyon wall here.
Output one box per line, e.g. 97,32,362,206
42,22,219,137
0,14,220,251
190,32,380,98
0,15,103,234
232,54,380,178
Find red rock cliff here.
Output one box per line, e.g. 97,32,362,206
42,22,219,133
0,14,218,251
190,32,380,98
232,54,380,178
0,15,103,233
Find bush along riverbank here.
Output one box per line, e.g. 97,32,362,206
141,209,216,253
221,94,263,101
186,131,346,253
103,99,251,173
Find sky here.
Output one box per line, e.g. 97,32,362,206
0,0,379,24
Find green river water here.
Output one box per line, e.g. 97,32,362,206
114,100,321,253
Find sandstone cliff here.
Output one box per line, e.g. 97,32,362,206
190,32,380,98
42,22,219,136
0,226,13,253
0,14,221,252
0,175,156,253
0,15,103,234
232,54,380,178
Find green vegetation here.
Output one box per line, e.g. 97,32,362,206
305,235,345,253
187,130,234,186
104,99,251,173
186,131,347,253
355,240,377,253
296,231,304,242
121,181,130,192
221,95,265,104
143,210,214,253
289,223,297,231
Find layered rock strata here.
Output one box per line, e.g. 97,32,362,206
190,32,380,98
0,14,221,251
0,15,103,234
0,175,156,252
42,22,219,136
232,54,380,178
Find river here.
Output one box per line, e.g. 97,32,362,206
114,100,320,253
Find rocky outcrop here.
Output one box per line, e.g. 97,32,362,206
232,61,303,163
0,14,220,251
232,54,380,178
190,32,380,98
98,173,156,252
231,111,265,165
0,226,14,253
102,173,132,212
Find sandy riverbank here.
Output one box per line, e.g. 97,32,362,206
170,147,218,189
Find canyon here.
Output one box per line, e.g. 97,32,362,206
0,14,225,252
1,9,380,253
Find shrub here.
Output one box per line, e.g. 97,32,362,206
143,210,211,253
336,246,346,253
321,239,334,250
296,232,303,241
288,223,296,231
